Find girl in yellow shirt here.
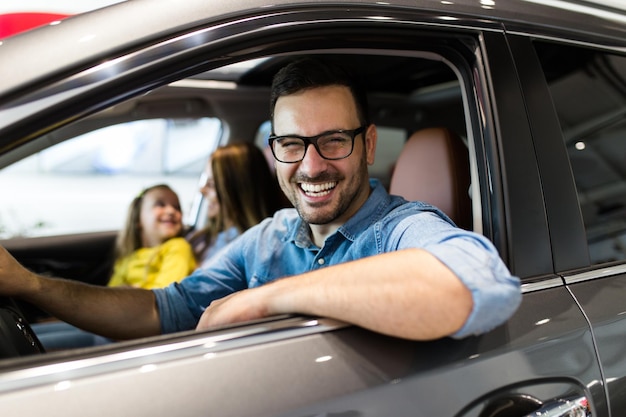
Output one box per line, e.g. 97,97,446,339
189,142,290,267
108,184,196,289
33,184,196,350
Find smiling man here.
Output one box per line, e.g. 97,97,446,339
189,58,521,340
0,58,521,342
271,85,373,243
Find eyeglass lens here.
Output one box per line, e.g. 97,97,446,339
272,130,356,162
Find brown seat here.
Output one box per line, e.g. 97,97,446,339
389,127,472,229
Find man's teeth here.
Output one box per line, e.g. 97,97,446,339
300,182,336,195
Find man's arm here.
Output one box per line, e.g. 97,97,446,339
0,246,161,340
197,248,474,341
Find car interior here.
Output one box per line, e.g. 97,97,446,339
0,50,473,357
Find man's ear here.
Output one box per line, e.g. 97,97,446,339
365,124,377,165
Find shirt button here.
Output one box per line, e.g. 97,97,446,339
317,258,325,265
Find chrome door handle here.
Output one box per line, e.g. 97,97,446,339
523,396,590,417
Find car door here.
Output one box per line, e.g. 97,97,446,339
510,34,626,417
0,1,615,416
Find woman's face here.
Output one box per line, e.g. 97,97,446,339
200,161,220,220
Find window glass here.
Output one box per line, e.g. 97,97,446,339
0,118,221,238
535,41,626,264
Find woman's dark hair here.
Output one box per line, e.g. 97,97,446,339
269,58,370,130
212,142,285,231
191,142,288,259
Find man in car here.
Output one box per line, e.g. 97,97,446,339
0,58,521,342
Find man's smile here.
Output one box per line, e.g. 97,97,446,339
299,181,337,197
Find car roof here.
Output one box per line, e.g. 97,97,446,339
0,0,625,100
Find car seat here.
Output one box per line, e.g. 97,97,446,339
389,127,472,230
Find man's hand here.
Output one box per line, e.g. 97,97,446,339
0,246,38,298
196,287,272,331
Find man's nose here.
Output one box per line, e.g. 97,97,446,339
299,143,328,173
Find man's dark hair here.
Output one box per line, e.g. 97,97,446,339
269,58,370,130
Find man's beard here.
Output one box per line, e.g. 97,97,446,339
278,151,369,225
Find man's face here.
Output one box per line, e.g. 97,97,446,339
273,85,376,225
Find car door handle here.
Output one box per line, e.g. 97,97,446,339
522,396,590,417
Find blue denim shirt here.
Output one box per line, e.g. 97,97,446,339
198,226,240,268
154,179,521,338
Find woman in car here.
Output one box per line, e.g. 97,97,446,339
188,142,289,268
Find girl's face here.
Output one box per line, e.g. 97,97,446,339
199,161,220,221
139,187,183,247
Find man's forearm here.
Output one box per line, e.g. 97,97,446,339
0,245,161,340
24,273,161,340
267,248,473,340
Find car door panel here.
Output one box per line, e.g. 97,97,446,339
567,270,626,416
272,287,603,417
476,30,607,415
0,287,603,417
507,31,626,417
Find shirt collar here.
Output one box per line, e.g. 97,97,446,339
337,179,391,242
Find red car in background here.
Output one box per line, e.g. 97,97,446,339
0,0,124,39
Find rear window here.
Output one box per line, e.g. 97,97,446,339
535,41,626,265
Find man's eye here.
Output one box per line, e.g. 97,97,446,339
279,139,304,148
321,134,350,145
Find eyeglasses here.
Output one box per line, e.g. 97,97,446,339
268,126,367,163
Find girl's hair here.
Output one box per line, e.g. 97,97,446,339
192,142,288,256
115,184,181,259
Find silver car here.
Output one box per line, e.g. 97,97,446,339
0,0,625,416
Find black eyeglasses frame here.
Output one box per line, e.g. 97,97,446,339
268,125,367,163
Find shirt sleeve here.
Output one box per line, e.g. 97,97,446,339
149,238,197,288
153,233,252,333
389,210,522,338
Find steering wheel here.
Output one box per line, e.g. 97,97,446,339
0,297,45,358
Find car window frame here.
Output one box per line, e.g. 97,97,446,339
508,34,591,272
0,9,556,281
